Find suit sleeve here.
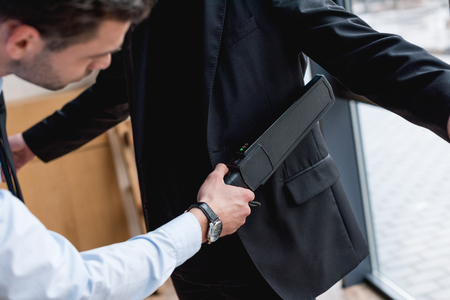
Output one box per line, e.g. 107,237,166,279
22,50,130,162
274,0,450,141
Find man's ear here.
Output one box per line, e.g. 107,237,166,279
5,23,44,60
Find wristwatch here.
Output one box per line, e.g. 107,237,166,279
188,202,223,244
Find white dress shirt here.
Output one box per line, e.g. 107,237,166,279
0,189,201,299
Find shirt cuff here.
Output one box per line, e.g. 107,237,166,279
155,212,202,266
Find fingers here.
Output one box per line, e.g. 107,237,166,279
243,188,255,202
213,163,255,202
212,163,229,178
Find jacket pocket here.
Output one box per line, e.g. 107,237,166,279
223,16,258,48
284,154,340,206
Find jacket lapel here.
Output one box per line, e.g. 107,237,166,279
202,0,226,105
202,0,227,161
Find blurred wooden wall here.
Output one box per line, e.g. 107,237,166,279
3,88,131,252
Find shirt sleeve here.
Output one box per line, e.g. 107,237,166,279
0,189,201,300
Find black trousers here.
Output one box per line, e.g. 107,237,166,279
171,272,283,300
171,233,283,300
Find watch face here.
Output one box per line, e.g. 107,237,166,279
208,220,223,243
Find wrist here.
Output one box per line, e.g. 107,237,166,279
187,202,223,244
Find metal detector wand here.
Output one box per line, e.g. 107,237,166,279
224,75,335,206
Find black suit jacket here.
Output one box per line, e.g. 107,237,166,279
23,0,450,298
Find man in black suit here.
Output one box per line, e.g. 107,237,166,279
0,1,256,298
10,0,450,299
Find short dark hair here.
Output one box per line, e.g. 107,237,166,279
0,0,156,51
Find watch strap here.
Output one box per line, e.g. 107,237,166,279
187,202,220,223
